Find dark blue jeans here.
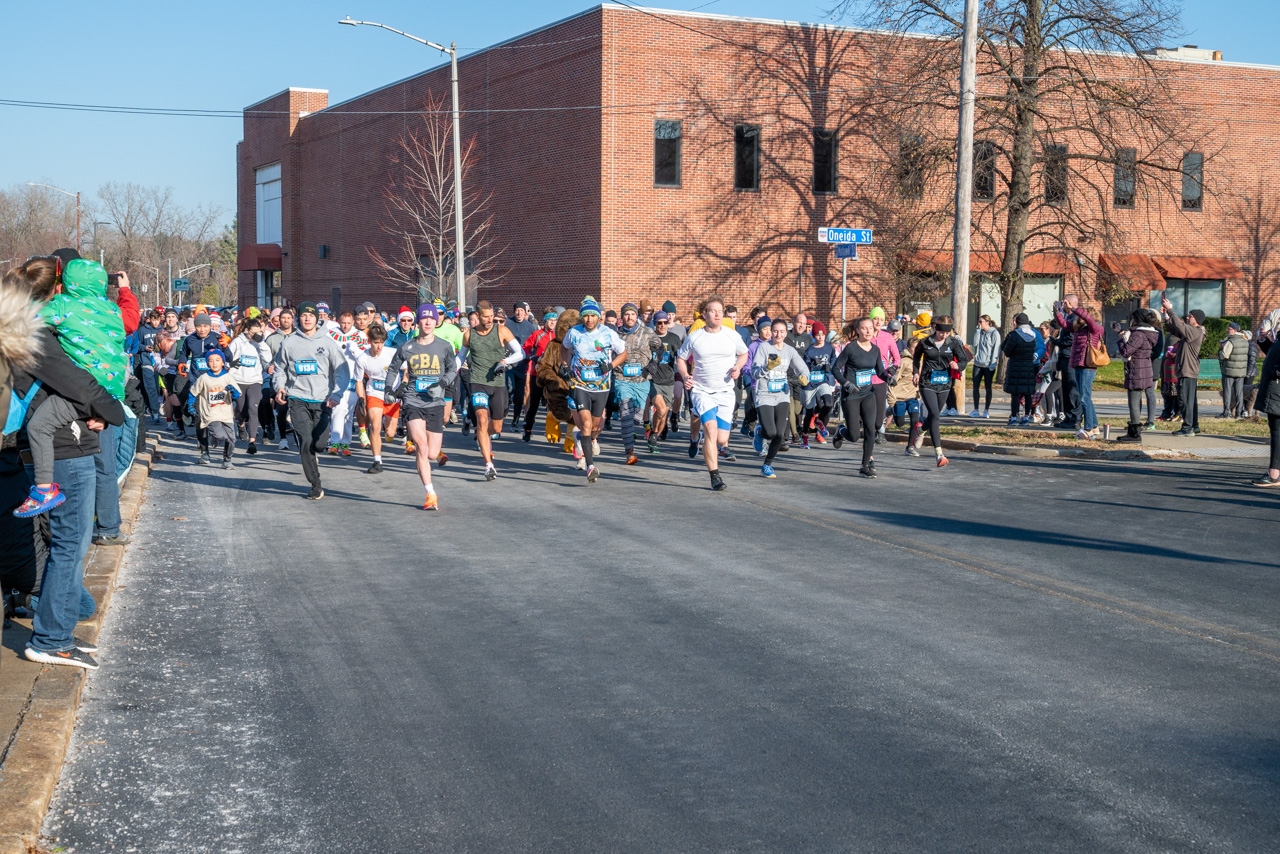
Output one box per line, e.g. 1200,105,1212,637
94,423,123,539
28,455,96,652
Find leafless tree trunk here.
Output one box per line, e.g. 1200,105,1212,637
369,93,506,306
1225,190,1280,320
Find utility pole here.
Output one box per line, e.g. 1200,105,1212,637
950,0,979,339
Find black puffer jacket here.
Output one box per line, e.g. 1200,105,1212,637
1001,327,1039,395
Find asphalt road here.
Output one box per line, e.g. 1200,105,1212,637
41,422,1280,853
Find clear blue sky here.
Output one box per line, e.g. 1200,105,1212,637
3,0,1275,224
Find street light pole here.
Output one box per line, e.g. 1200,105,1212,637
949,0,979,340
93,221,111,266
28,182,81,254
340,17,468,313
128,259,161,309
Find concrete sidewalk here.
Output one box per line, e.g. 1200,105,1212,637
0,437,157,854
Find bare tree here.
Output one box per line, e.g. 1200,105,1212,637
834,0,1213,334
1225,189,1280,319
369,93,506,305
0,183,78,264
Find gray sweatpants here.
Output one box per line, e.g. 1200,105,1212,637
26,395,80,486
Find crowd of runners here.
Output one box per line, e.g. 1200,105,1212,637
118,290,1280,506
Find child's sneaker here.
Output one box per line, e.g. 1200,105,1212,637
13,485,65,518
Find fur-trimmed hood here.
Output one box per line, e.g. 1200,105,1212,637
0,286,42,371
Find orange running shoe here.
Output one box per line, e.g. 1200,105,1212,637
405,440,416,454
626,453,639,465
423,492,439,511
436,452,449,467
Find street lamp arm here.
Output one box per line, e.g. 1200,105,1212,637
26,182,77,199
338,17,450,53
179,263,212,277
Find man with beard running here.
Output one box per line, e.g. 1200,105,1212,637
459,300,523,481
560,297,626,482
676,296,748,491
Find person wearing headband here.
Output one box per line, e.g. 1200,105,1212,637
910,315,968,468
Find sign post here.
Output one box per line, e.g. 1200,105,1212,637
823,233,868,322
172,278,190,295
834,244,858,322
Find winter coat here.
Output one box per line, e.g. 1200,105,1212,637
39,262,128,399
1256,340,1280,416
535,309,579,423
971,326,1001,369
1117,326,1159,390
1165,313,1206,379
1055,305,1103,369
1219,331,1248,378
1000,326,1041,395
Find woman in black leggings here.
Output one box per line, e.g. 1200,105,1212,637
911,315,970,468
832,318,890,477
1252,339,1280,487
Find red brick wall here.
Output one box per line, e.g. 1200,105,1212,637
238,6,1280,327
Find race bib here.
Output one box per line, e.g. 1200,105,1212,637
580,365,602,382
855,369,874,387
194,357,208,372
929,369,949,385
415,377,435,392
809,370,826,383
294,359,318,375
660,353,671,364
371,379,386,393
767,378,787,393
208,389,227,405
347,379,357,392
471,391,490,408
622,363,642,378
240,356,257,368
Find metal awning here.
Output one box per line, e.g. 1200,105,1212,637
1098,253,1166,291
1151,255,1243,281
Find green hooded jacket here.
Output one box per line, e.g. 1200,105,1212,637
38,259,127,399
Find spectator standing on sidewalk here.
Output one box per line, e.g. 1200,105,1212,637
1055,295,1104,439
1251,332,1280,487
1160,298,1206,436
969,314,1000,418
1115,309,1160,443
1000,313,1042,425
1218,322,1248,418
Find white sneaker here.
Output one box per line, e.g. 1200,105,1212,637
277,438,289,450
575,456,587,471
592,439,600,456
1074,428,1090,440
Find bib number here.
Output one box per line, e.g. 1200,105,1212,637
929,369,949,385
208,389,227,405
471,391,490,408
239,356,257,368
415,377,435,393
194,357,208,372
580,365,602,382
347,379,357,392
622,363,642,378
855,369,874,387
809,370,826,383
767,379,787,393
371,379,386,393
294,359,319,376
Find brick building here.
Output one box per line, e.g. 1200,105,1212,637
237,4,1280,334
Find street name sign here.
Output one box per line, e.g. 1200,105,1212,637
818,227,873,244
834,244,858,260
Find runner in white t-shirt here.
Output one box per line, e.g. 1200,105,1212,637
352,323,398,474
676,297,748,491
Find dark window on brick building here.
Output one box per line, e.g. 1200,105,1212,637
734,124,761,191
973,140,997,201
1114,147,1136,209
1182,151,1203,210
1045,143,1068,205
813,128,837,194
654,120,682,187
898,135,926,199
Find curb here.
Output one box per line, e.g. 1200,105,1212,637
881,430,1210,461
0,435,158,854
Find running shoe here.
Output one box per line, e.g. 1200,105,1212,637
647,436,660,453
1008,416,1018,426
586,464,600,483
405,440,416,454
523,428,533,443
436,452,449,467
753,425,764,456
341,444,352,456
359,427,371,448
719,446,736,462
801,435,810,449
740,422,752,437
423,492,439,511
688,437,700,459
832,427,845,450
576,456,587,471
905,445,920,457
592,439,601,457
13,485,65,518
485,464,497,481
222,460,234,469
777,442,789,453
864,461,878,478
969,410,982,418
306,486,324,500
710,471,727,491
982,411,991,419
626,453,639,465
462,422,471,436
278,438,289,450
24,645,98,670
1018,417,1030,426
73,636,99,654
365,461,383,474
761,463,776,478
1250,473,1280,488
817,423,830,441
198,452,211,466
875,430,885,445
936,455,949,468
246,443,257,455
327,445,339,455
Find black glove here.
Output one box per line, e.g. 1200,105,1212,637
395,381,411,401
491,362,508,377
842,381,858,396
557,363,572,380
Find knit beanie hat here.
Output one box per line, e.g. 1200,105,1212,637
662,300,677,314
580,296,602,317
810,319,827,337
